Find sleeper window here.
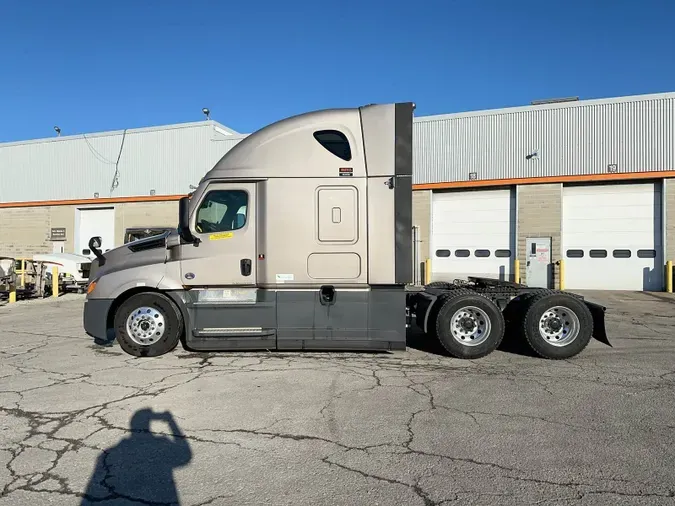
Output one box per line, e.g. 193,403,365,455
313,130,352,161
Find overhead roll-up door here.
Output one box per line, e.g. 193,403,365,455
562,182,663,291
431,188,516,282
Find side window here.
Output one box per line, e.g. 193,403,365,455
195,189,248,234
313,130,352,161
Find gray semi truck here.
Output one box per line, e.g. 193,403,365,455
82,101,610,359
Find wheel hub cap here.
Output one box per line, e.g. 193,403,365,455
126,306,166,346
460,317,476,332
547,317,562,332
450,306,491,347
538,306,580,347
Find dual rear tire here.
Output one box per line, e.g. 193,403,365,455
433,289,506,359
430,289,594,360
508,291,594,359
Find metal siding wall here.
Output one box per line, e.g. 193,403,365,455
0,125,247,203
112,127,244,197
1,135,118,202
2,94,674,201
413,95,675,185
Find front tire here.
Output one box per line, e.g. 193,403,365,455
113,292,184,357
521,292,593,359
434,289,505,359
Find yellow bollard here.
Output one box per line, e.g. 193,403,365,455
559,259,566,291
52,266,59,298
8,284,16,304
666,260,673,293
514,259,520,284
424,258,431,285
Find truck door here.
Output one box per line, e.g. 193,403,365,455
180,182,257,287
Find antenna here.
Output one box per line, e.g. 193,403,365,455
202,108,211,120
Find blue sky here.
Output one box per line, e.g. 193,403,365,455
1,0,674,143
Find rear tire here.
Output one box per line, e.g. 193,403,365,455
113,292,184,357
425,281,455,290
521,292,593,359
434,289,505,359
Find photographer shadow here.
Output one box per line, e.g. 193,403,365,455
80,408,192,505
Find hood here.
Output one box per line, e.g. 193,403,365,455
33,253,92,264
89,230,174,280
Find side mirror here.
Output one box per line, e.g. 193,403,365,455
178,196,196,244
88,236,106,266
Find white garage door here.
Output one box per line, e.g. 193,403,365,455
562,182,663,291
431,188,516,282
76,207,116,258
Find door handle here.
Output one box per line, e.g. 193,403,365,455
240,259,252,276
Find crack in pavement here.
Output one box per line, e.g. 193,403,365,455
321,457,439,506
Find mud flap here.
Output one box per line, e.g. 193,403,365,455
584,300,611,347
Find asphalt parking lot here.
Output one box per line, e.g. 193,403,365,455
0,291,673,505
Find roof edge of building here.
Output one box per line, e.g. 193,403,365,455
0,119,242,149
414,90,675,123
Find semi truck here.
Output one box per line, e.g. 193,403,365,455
82,101,610,360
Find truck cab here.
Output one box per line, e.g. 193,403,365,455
83,102,415,357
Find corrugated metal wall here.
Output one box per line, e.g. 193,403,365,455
413,92,675,185
0,122,245,203
2,92,674,202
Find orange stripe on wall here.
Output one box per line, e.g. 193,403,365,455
412,170,675,190
0,170,673,208
0,194,186,209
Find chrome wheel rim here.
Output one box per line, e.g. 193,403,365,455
450,306,491,346
126,306,166,346
538,306,579,347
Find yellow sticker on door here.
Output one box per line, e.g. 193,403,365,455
209,232,234,241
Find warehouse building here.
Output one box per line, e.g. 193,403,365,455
412,91,675,292
1,91,674,291
0,119,245,258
